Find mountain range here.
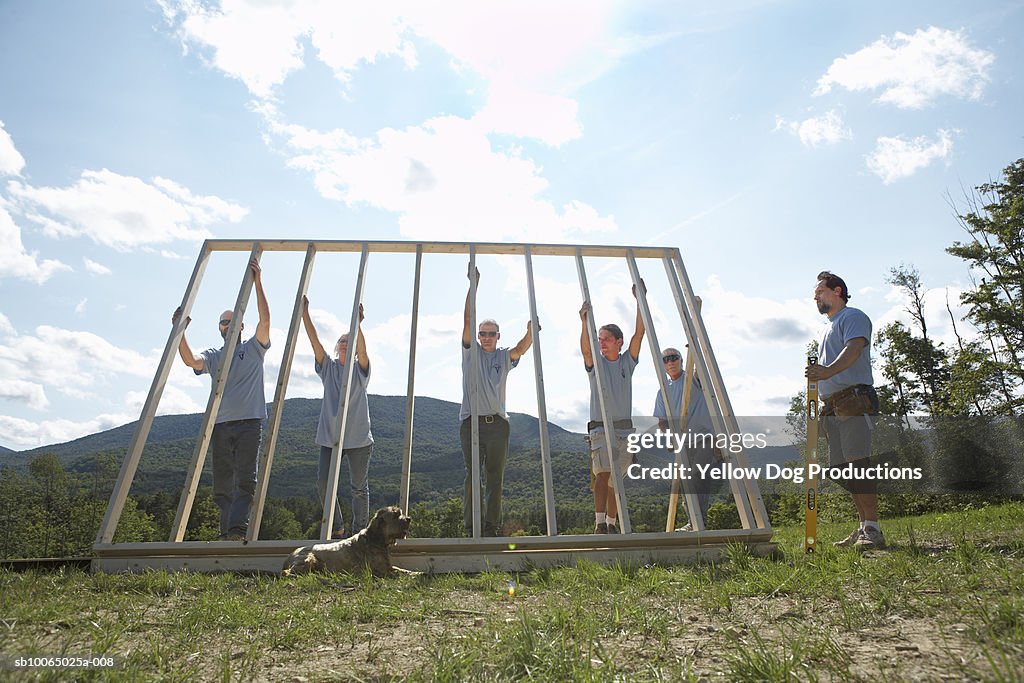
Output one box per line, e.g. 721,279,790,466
3,396,800,507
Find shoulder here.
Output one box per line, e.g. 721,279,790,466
837,307,872,332
245,336,270,355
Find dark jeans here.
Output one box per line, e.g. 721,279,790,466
317,444,373,534
211,419,261,535
460,416,509,536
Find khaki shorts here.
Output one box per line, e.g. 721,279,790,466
588,428,633,475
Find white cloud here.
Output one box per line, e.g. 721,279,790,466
274,112,617,242
74,298,88,315
161,1,649,243
701,274,818,347
0,325,156,408
125,384,204,417
161,0,415,98
162,1,636,134
866,130,953,183
7,169,248,251
0,412,139,450
814,26,994,109
0,200,71,284
775,110,852,147
83,257,112,275
0,121,26,177
0,379,49,410
0,312,13,336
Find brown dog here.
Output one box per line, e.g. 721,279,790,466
282,506,412,577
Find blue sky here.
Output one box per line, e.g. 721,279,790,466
0,0,1021,450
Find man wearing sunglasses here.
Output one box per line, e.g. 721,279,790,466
653,347,717,530
579,280,646,534
301,296,372,540
172,256,271,542
460,265,535,537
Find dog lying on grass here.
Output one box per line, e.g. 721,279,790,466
282,506,413,577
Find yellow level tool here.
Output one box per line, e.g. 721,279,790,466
805,354,820,553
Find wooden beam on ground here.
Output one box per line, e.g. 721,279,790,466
91,533,778,574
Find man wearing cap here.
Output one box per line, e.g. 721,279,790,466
806,270,884,551
172,256,270,542
461,265,535,537
654,347,718,531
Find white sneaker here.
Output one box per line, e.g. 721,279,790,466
833,527,863,548
854,526,886,551
675,523,694,532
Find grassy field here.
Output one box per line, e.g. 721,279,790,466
1,502,1023,682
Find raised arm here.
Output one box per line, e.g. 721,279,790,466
251,257,270,347
354,303,369,372
462,263,479,348
509,320,536,362
172,307,204,372
627,280,646,362
301,295,326,366
579,301,594,370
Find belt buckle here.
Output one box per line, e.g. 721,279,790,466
484,415,495,424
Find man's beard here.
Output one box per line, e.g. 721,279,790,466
816,301,831,315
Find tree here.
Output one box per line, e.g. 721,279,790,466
28,454,70,557
947,158,1024,415
880,265,950,414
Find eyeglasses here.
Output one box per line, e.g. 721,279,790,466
478,331,498,338
219,319,232,326
662,354,681,363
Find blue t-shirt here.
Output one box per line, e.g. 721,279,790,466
819,306,873,398
460,343,518,421
199,337,270,423
587,352,638,422
653,373,713,433
315,357,373,450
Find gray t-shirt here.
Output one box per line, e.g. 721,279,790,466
653,373,713,433
315,357,373,449
587,352,638,422
819,306,874,399
199,337,270,423
460,343,518,421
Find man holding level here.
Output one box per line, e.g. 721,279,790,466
805,270,884,551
